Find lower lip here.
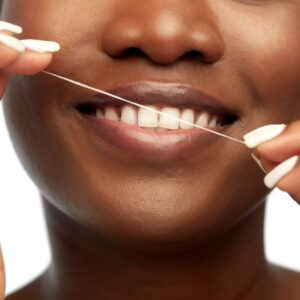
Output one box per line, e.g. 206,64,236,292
77,112,227,160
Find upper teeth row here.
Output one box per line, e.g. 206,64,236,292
96,105,221,130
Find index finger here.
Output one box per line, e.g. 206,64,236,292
255,121,300,163
3,51,54,75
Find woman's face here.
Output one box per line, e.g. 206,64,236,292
2,0,300,250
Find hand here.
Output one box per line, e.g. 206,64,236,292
244,122,300,203
0,20,60,298
0,20,60,99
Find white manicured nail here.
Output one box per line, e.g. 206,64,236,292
251,153,267,174
0,21,22,34
21,39,61,53
0,33,25,53
264,155,298,189
243,124,286,149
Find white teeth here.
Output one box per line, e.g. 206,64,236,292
138,106,158,128
208,116,218,128
180,109,194,129
97,105,223,130
196,112,209,127
96,109,104,119
121,105,137,125
159,107,180,129
104,107,119,121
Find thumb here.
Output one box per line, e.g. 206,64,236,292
0,245,5,300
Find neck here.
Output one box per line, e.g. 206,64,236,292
40,197,273,300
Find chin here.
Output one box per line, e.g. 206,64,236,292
46,178,266,254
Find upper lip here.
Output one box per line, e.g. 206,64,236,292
74,81,239,117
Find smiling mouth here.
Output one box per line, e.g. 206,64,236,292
74,81,239,158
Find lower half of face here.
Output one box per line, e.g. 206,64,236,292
3,0,300,251
1,76,269,251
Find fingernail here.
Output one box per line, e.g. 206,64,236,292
21,39,61,53
0,21,23,34
264,155,298,189
251,153,267,173
243,124,286,149
0,33,25,53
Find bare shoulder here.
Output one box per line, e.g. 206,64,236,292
270,264,300,300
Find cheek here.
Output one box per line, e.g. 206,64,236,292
249,28,300,109
222,6,300,123
2,0,112,43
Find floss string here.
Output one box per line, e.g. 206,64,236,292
42,70,245,145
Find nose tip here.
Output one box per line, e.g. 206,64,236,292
101,11,224,65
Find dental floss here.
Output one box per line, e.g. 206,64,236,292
42,70,245,145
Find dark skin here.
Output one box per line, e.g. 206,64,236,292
1,0,300,299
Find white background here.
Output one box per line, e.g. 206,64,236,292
0,104,300,297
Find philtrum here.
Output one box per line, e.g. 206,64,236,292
41,70,245,145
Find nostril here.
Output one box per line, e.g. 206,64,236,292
183,50,204,61
119,47,149,60
118,48,207,64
